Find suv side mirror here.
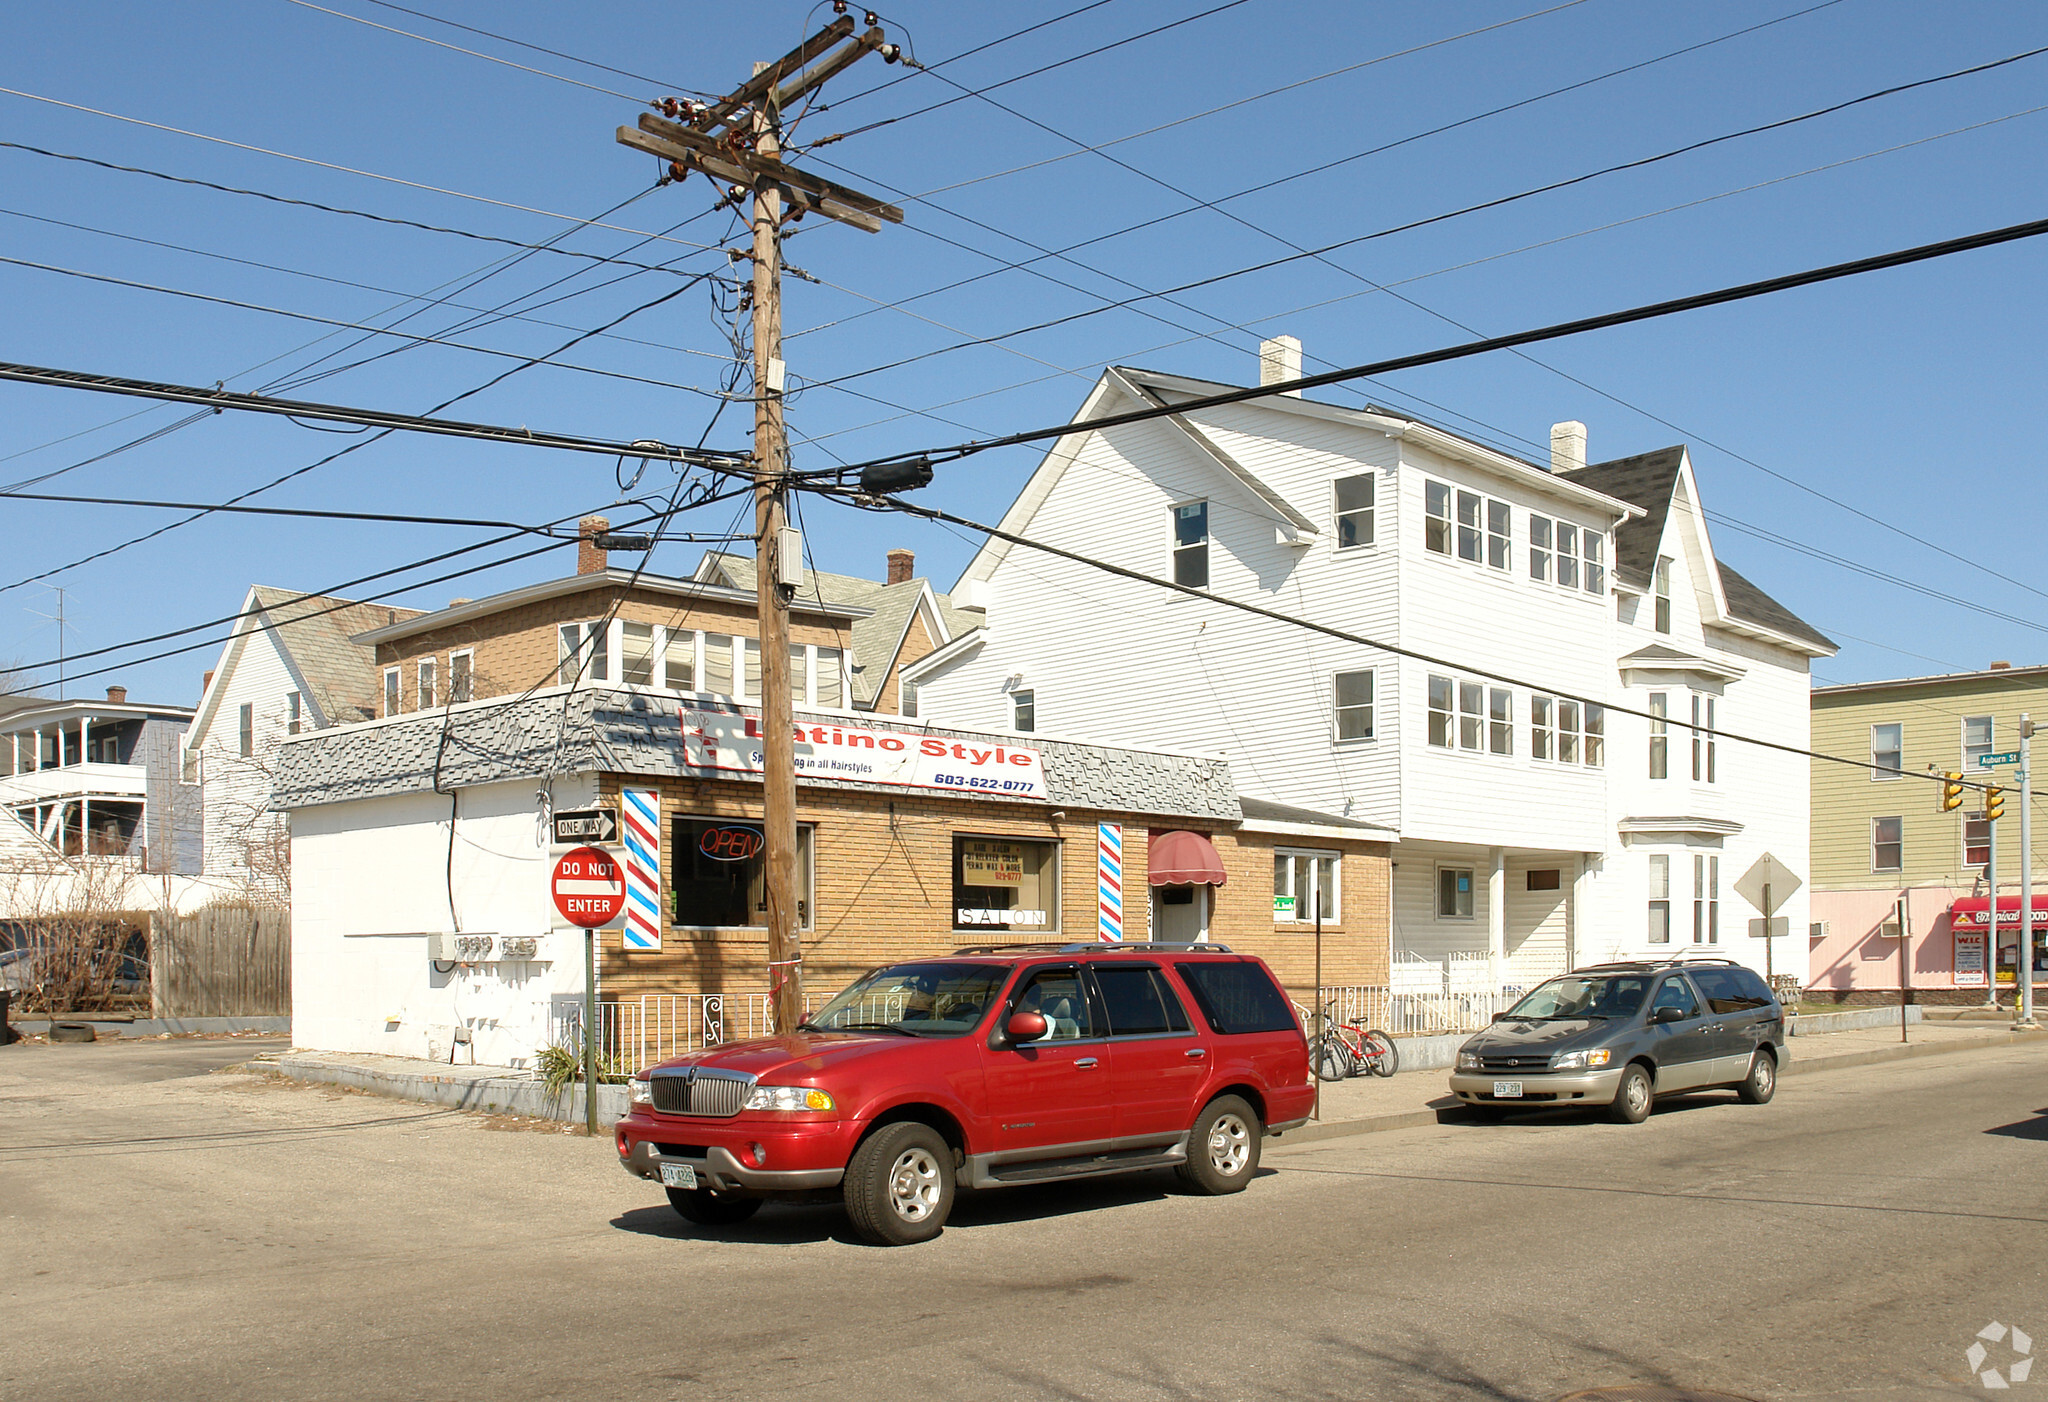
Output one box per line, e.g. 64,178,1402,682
1651,1005,1687,1024
1005,1010,1048,1042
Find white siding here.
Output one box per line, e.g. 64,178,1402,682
195,622,302,898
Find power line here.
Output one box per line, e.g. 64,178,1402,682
0,490,573,531
812,0,1121,114
835,210,2048,473
287,0,648,103
352,0,708,96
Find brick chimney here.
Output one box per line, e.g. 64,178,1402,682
1991,660,2013,670
578,515,611,575
1551,421,1587,473
106,685,127,704
202,670,215,695
1258,335,1302,396
886,548,915,585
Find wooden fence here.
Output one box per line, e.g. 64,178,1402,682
151,904,290,1017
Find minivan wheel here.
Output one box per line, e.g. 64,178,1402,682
845,1121,955,1246
665,1186,761,1226
1737,1049,1777,1105
1611,1064,1654,1124
1174,1095,1261,1194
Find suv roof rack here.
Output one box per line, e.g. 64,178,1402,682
950,942,1234,956
1574,955,1740,972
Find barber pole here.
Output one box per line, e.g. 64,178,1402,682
1098,823,1123,942
621,787,662,951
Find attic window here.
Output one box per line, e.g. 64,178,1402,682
1655,557,1673,633
1173,501,1209,588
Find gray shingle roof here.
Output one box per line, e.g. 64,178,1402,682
251,587,425,726
1237,795,1394,832
274,686,1241,822
1561,449,1833,652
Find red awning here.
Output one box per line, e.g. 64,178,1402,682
1149,829,1228,887
1949,896,2048,931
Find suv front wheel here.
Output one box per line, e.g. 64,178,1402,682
1175,1095,1261,1194
845,1121,956,1246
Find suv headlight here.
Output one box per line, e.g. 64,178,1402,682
1550,1048,1612,1071
628,1075,652,1106
1456,1050,1483,1071
743,1085,836,1112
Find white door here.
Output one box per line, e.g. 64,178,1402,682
1153,884,1208,942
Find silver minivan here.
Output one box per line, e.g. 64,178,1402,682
1446,958,1786,1123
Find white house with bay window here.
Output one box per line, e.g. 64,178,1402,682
904,345,1834,990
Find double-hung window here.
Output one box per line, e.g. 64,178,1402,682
418,658,436,710
1173,501,1210,588
1528,515,1552,582
1649,692,1669,779
557,621,609,685
383,668,400,717
1334,474,1374,548
1438,867,1475,920
1488,687,1513,755
1582,531,1605,595
1333,670,1374,741
1428,675,1454,748
1556,698,1580,764
1692,694,1718,783
1654,557,1673,633
701,633,735,697
1872,817,1903,872
1693,854,1719,944
1584,703,1605,767
1459,681,1484,751
1425,481,1453,555
1011,689,1036,732
1486,500,1511,570
1870,722,1902,780
449,651,473,704
1273,850,1340,924
1963,716,1992,773
815,647,845,708
1456,490,1483,562
1647,855,1671,943
621,622,658,686
238,703,254,757
1966,817,1992,868
1531,694,1553,760
286,692,302,736
1555,522,1579,589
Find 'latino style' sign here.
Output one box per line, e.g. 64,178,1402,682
676,703,1049,801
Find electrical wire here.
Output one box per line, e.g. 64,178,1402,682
811,0,1121,114
287,0,650,104
351,0,710,96
0,490,571,530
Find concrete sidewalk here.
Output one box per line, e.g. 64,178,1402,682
261,1048,629,1124
1285,1017,2048,1145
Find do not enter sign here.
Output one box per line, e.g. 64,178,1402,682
552,846,625,928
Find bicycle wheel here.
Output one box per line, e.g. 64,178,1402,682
1360,1029,1400,1077
1313,1035,1353,1082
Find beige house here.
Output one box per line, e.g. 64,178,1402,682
1810,663,2048,1004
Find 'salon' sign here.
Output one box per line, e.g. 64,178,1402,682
675,703,1049,801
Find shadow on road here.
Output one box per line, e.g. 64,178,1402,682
1442,1090,1744,1128
609,1165,1279,1246
1985,1108,2048,1141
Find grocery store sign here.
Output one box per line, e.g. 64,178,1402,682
676,703,1047,801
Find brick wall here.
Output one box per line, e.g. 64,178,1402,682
591,773,1391,1007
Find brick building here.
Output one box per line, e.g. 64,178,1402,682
272,685,1391,1068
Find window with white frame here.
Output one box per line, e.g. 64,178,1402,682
383,668,399,718
1966,817,1992,868
1173,501,1209,588
1647,854,1671,943
742,638,762,699
1584,703,1605,767
899,677,919,718
1582,531,1605,595
1528,515,1553,582
1012,689,1036,732
1437,866,1475,920
702,633,735,697
621,622,659,685
1459,681,1484,750
663,631,695,691
1870,722,1902,780
815,647,845,708
557,621,609,685
1872,816,1903,872
1428,674,1454,748
238,703,253,757
1334,474,1374,548
1532,694,1602,767
1334,670,1373,741
1456,490,1482,562
1555,522,1579,589
1486,499,1510,570
1654,557,1673,633
287,692,302,735
1489,687,1513,755
418,658,436,710
181,749,202,785
1963,715,1992,773
1273,849,1340,924
1531,694,1553,760
1425,480,1452,555
1692,693,1718,783
1649,692,1669,779
449,651,473,704
1556,698,1580,764
1693,853,1719,943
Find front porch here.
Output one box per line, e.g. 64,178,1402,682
1388,841,1590,997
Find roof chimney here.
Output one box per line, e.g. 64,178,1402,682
1991,660,2013,670
448,598,473,608
578,515,611,576
106,685,127,704
1259,336,1302,396
202,670,215,695
1551,420,1587,473
886,548,915,586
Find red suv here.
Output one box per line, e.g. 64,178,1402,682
615,943,1315,1245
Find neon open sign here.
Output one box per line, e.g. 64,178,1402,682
698,825,764,862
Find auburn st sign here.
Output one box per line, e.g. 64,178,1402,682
674,703,1048,800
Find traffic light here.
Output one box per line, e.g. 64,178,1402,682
1942,772,1966,811
1987,786,2006,822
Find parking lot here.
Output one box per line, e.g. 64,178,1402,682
6,1033,2048,1401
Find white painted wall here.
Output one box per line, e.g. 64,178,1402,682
290,774,598,1067
192,619,300,897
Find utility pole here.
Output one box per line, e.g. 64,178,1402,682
2022,715,2037,1028
616,11,903,1034
1984,794,2000,1009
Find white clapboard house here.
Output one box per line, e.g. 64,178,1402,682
903,341,1834,990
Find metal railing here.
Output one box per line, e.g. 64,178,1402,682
552,993,814,1070
1305,984,1527,1038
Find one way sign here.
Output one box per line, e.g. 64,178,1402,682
552,807,618,845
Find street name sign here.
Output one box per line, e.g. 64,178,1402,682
552,807,618,844
552,846,625,928
1977,751,2020,769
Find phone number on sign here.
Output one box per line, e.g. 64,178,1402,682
934,773,1040,793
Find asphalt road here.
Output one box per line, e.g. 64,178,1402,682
5,1035,2047,1402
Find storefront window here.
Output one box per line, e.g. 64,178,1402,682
671,817,813,930
952,835,1059,932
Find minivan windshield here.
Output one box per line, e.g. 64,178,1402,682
1504,973,1651,1021
801,962,1010,1038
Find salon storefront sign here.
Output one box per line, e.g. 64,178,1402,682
676,703,1048,801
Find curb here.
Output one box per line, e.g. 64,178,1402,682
1275,1028,2048,1149
261,1054,630,1126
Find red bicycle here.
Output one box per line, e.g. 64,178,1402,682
1312,1007,1399,1080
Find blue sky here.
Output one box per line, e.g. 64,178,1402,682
2,0,2045,705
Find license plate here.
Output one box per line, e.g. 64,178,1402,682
658,1162,698,1189
1492,1080,1524,1099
